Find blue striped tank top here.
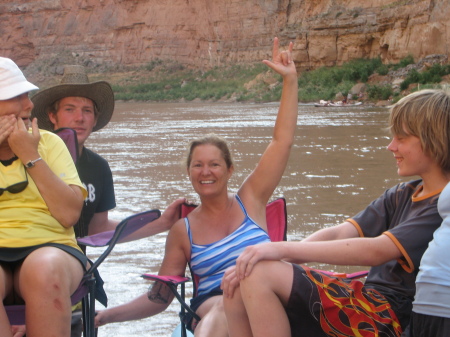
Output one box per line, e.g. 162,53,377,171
185,194,271,297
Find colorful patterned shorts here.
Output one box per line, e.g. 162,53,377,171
286,264,403,337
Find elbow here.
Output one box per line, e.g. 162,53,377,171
58,210,82,228
57,198,84,228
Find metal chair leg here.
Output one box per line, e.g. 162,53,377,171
82,276,96,337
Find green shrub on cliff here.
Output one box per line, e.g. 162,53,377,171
296,58,383,101
367,84,393,100
400,64,450,90
111,53,447,103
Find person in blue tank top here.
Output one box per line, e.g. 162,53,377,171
94,37,298,337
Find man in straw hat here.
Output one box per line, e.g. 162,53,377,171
32,65,118,240
31,65,185,337
32,65,184,240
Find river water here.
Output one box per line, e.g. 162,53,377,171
85,101,402,336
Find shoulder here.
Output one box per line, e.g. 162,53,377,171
39,129,64,145
170,218,187,236
37,129,68,158
166,218,190,250
81,148,110,166
383,179,424,200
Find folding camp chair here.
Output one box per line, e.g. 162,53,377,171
54,128,79,163
142,197,368,337
5,209,161,337
142,198,287,337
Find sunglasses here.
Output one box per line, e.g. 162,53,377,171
0,165,28,196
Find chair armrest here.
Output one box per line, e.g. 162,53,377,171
142,274,191,285
319,269,369,279
142,273,201,322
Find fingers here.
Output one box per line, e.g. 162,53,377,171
221,266,240,298
31,118,40,137
272,36,279,59
235,249,256,280
11,325,26,337
0,115,15,144
280,50,291,66
94,311,104,327
262,37,295,75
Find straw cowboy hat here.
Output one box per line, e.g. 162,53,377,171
31,65,114,131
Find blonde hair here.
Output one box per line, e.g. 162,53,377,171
389,89,450,171
185,134,234,169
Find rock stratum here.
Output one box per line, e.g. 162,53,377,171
1,0,449,71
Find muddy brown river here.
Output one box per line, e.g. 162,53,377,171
85,101,401,336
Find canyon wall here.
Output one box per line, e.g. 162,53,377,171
1,0,449,71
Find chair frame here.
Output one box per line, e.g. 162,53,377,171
5,209,161,337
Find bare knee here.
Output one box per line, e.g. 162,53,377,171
195,297,228,337
16,248,83,298
240,260,293,304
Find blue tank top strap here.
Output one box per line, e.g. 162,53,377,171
184,217,193,246
235,194,248,217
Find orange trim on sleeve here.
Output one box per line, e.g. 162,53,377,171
383,231,414,273
346,219,364,237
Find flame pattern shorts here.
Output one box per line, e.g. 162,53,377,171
285,264,403,337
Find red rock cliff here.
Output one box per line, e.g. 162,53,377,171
1,0,449,70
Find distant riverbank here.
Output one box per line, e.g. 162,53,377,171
25,54,450,105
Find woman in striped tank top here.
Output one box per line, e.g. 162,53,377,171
95,37,298,337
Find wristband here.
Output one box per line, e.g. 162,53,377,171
25,157,42,168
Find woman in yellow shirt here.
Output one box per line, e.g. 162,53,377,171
0,57,87,337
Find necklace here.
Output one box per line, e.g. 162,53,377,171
0,155,19,166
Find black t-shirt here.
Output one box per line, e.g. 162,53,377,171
74,147,116,238
349,179,442,327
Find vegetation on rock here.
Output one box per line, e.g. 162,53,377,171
26,54,450,104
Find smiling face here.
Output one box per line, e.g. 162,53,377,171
48,96,97,148
387,129,436,178
188,144,234,197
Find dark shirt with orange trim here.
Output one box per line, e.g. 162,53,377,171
349,179,442,324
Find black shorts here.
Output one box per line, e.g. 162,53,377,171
0,243,87,271
410,312,450,337
286,264,403,337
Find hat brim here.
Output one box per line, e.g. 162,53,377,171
31,81,114,132
0,81,39,100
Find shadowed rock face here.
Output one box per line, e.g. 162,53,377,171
2,0,449,70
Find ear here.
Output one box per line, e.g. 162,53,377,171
227,165,234,178
48,113,58,128
187,167,192,181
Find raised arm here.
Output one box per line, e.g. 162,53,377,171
239,37,298,207
8,118,84,227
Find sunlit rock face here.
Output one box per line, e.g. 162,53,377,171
2,0,449,70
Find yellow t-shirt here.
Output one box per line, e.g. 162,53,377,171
0,130,87,250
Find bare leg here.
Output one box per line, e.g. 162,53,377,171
14,247,84,337
194,296,228,337
223,285,253,337
239,261,293,337
0,265,13,337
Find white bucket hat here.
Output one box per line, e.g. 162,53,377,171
0,57,39,100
